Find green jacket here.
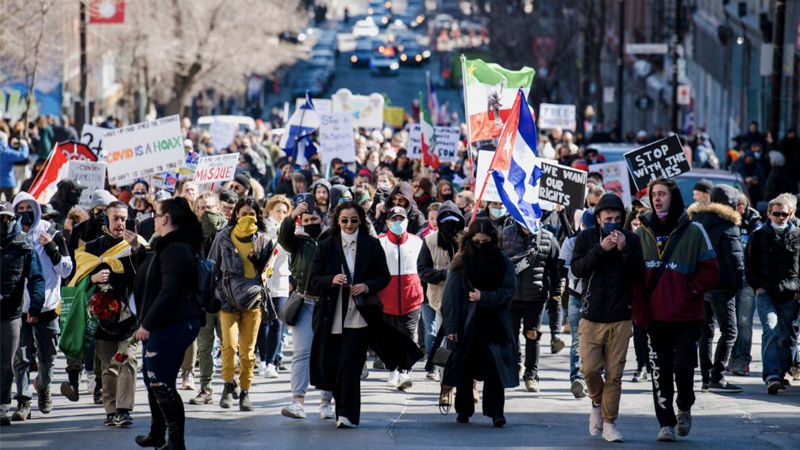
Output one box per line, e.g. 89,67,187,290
278,217,325,297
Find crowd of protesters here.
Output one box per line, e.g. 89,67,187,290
1,112,799,447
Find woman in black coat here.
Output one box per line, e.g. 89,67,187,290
440,218,517,427
309,201,423,428
133,197,203,450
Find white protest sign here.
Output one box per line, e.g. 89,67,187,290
150,173,179,192
475,150,501,202
209,120,236,150
193,153,239,185
331,88,385,129
102,115,185,185
80,125,111,157
407,124,460,163
589,161,632,207
408,124,422,159
295,98,333,114
319,112,357,163
67,160,106,210
538,103,577,131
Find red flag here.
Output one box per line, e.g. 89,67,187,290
488,90,523,172
89,0,125,24
29,142,97,202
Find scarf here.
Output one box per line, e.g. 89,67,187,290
68,237,144,287
201,211,227,235
463,247,506,291
233,216,258,239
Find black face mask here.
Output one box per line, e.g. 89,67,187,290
92,210,107,227
304,223,322,239
439,222,461,239
17,211,35,227
1,219,17,239
473,241,493,254
66,190,81,205
441,193,454,202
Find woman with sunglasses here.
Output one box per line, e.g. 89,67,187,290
309,201,422,428
439,218,517,428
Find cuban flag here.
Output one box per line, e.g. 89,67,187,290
488,89,543,232
280,91,319,165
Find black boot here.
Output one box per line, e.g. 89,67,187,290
60,370,81,402
153,386,186,450
135,388,166,448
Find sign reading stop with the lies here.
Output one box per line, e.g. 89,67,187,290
193,153,239,184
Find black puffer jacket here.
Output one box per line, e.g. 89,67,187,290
500,222,561,304
739,206,762,246
745,221,800,303
571,194,645,323
687,185,744,296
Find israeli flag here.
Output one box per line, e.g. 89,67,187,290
280,91,319,165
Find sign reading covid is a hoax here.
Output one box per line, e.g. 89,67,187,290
102,115,185,185
319,112,357,163
538,162,587,209
623,135,691,191
194,153,239,184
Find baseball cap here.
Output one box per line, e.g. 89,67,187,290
0,201,14,218
388,206,407,220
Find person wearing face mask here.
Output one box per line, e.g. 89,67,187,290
277,201,334,420
745,193,800,395
309,202,422,428
436,180,455,203
476,201,510,230
48,178,84,226
373,181,426,235
377,207,424,390
571,194,644,442
439,218,517,427
633,177,719,443
0,202,46,427
67,189,117,263
8,193,72,421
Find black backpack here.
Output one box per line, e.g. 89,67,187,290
196,257,221,313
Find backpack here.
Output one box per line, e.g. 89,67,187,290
196,257,221,313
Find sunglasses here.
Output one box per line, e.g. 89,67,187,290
770,211,790,218
339,218,360,225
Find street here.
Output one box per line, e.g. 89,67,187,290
1,323,798,449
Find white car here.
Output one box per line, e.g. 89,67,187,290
197,116,256,133
352,19,379,38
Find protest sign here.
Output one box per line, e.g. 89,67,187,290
80,125,111,157
150,173,179,192
589,161,632,207
624,135,691,191
102,115,185,185
178,152,199,178
407,124,460,163
538,162,587,209
475,150,501,202
209,120,236,150
67,160,106,210
383,106,405,128
295,97,332,114
319,112,357,163
331,89,385,129
194,153,239,185
537,103,577,131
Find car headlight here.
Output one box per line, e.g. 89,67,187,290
415,54,422,62
382,17,388,24
385,1,392,8
400,54,407,61
390,62,399,70
422,50,431,58
351,55,358,63
368,8,374,14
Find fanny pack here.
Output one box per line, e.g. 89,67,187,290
222,274,263,311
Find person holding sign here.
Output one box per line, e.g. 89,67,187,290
632,178,719,442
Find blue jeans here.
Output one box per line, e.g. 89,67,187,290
755,292,800,383
257,296,287,364
731,283,756,364
290,298,332,401
568,296,583,381
143,319,201,391
420,304,437,358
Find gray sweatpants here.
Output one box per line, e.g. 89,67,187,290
14,316,60,399
1,318,22,411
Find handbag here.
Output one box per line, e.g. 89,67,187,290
223,274,264,311
431,338,457,369
279,272,310,327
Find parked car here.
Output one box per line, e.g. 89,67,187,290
674,169,750,207
370,50,400,76
291,71,326,98
398,41,430,66
197,116,255,133
350,40,375,67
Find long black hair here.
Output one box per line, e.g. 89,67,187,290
332,201,370,236
451,218,500,271
159,197,204,254
228,196,267,232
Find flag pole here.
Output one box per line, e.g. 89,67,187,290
418,91,426,172
460,54,477,191
289,91,309,166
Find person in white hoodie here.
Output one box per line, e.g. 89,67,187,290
10,192,73,420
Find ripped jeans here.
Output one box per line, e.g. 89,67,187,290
143,319,201,392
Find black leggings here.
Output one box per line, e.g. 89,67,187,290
510,303,545,374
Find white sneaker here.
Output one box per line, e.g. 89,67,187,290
336,416,357,428
387,370,399,388
320,402,335,420
281,401,306,419
397,372,412,391
589,403,603,436
602,422,624,442
265,363,280,379
657,426,676,442
85,371,96,395
182,373,196,391
257,361,266,376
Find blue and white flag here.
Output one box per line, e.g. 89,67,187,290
280,91,320,164
488,89,543,232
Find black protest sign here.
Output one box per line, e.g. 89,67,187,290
623,135,691,191
538,161,587,209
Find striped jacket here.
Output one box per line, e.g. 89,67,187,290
633,212,719,324
378,231,424,316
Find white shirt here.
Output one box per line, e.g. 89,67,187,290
331,230,368,334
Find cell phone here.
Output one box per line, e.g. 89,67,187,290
297,192,316,207
125,218,137,232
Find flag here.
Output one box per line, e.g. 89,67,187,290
464,59,535,143
426,71,439,125
280,91,319,165
29,142,97,203
419,92,440,169
89,0,125,24
489,89,543,232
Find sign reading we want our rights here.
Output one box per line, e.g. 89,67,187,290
103,115,185,185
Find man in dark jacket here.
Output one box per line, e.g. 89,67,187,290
500,220,561,393
0,202,46,426
571,193,644,442
745,193,800,394
687,185,745,393
47,178,84,225
374,182,426,235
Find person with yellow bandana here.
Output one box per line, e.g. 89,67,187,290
207,197,273,412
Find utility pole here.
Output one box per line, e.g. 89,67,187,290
617,0,625,135
769,0,786,140
670,0,682,132
78,1,89,130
